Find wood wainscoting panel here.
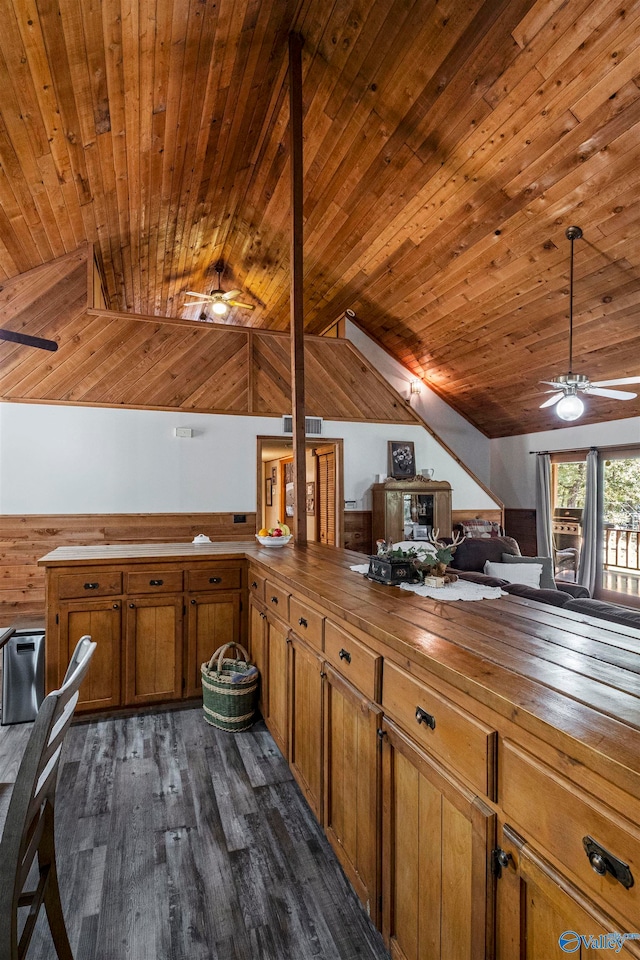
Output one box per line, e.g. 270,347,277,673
343,511,372,556
504,509,537,556
0,512,256,621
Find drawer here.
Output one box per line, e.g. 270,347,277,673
58,571,122,599
382,660,496,798
289,597,324,652
265,580,289,619
248,571,265,601
125,570,183,594
187,566,242,592
324,620,380,701
502,741,640,927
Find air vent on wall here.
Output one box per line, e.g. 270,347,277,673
282,415,323,436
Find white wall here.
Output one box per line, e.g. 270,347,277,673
0,401,498,514
345,319,492,485
491,416,640,509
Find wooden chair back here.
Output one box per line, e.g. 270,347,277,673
0,636,96,960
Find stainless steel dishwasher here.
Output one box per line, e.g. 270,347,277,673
1,628,45,724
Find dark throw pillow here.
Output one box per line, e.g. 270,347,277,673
501,553,557,591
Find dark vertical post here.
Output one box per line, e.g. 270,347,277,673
289,32,307,545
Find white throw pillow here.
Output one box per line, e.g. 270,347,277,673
484,560,543,588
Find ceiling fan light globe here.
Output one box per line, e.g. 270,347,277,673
556,394,584,421
211,301,229,316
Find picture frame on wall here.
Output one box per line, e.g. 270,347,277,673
265,477,273,507
388,440,416,479
271,465,277,484
306,481,315,516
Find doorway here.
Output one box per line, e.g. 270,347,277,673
256,437,343,546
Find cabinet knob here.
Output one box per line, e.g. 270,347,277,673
190,599,197,605
209,577,222,584
84,582,99,590
129,603,135,609
298,617,308,628
149,579,163,586
589,853,607,876
415,706,436,730
113,604,119,610
271,596,278,604
339,648,351,663
251,581,258,589
260,612,266,620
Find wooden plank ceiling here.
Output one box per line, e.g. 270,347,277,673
0,0,639,437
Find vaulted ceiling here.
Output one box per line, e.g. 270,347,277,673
0,0,639,437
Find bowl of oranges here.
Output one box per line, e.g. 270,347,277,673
256,522,292,547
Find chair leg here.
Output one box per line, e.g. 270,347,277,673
40,806,74,960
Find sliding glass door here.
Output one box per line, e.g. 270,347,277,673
600,455,640,606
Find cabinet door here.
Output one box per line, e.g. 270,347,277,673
59,600,122,712
496,825,640,960
382,718,496,960
324,664,381,925
125,596,183,705
186,592,241,698
248,599,267,713
289,632,324,818
264,613,289,757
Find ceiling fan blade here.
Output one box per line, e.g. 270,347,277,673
540,392,564,408
222,289,242,300
185,291,216,300
0,328,58,352
540,380,565,388
227,300,255,310
590,376,640,387
584,387,638,400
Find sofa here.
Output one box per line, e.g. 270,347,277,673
443,536,640,629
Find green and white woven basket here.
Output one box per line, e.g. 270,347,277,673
201,642,258,732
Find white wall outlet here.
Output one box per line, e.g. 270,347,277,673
175,427,193,438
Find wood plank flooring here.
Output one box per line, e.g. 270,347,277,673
0,706,390,960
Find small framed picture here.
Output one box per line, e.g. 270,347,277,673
271,466,277,484
306,481,315,516
265,477,273,507
388,440,416,479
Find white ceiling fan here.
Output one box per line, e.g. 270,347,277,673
540,226,640,421
184,260,255,317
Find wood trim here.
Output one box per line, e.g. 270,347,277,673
343,337,504,510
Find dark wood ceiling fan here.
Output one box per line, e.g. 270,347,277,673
0,328,58,351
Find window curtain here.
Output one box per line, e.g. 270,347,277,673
535,453,553,558
577,447,599,594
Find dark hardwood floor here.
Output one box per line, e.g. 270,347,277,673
0,706,390,960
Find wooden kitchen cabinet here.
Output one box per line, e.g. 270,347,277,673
186,591,241,697
323,663,381,925
496,824,640,959
381,717,496,960
289,631,324,819
58,598,122,712
124,595,183,705
263,608,290,757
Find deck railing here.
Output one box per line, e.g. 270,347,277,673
604,526,640,572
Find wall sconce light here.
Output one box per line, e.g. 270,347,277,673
410,380,422,395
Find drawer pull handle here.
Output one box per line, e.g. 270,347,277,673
149,579,163,586
415,706,436,730
113,604,119,610
339,648,351,663
271,596,278,604
129,603,135,609
582,836,634,889
209,577,222,584
251,581,258,589
191,599,197,605
298,617,308,628
84,582,99,590
260,611,266,620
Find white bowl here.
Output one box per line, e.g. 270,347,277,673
255,534,292,548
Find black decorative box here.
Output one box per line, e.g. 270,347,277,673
367,556,421,586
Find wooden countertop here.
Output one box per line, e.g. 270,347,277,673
39,540,640,800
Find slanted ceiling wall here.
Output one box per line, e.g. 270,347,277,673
0,246,417,424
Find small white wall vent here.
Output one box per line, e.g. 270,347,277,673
282,415,323,436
